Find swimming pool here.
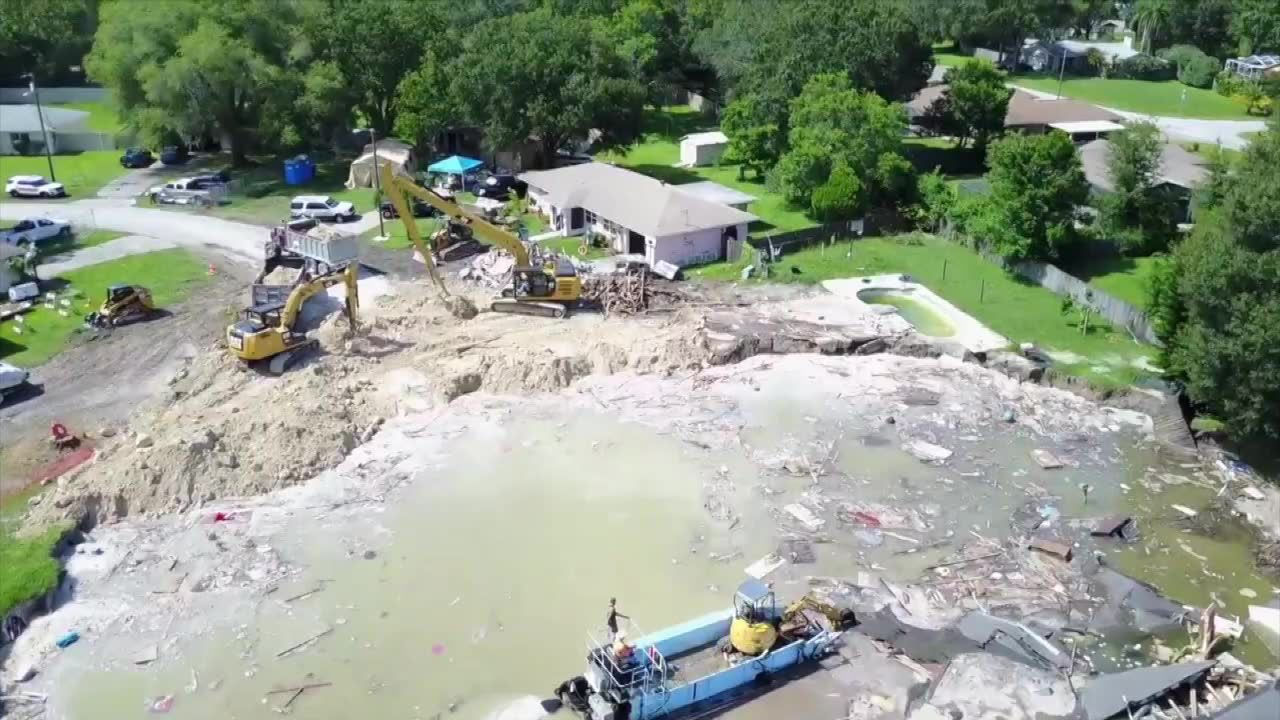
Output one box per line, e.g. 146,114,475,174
857,289,956,337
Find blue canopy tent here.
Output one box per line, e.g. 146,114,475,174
427,155,484,190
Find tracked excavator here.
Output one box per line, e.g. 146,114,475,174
226,264,359,374
378,164,582,319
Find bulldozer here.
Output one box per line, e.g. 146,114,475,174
378,164,582,318
85,285,156,328
226,264,358,374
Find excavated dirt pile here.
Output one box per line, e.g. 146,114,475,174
25,282,722,530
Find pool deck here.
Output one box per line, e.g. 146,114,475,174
823,275,1009,353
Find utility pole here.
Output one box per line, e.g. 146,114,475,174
371,127,386,240
1057,49,1068,99
23,73,57,182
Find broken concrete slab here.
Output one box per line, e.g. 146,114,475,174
744,553,787,580
1028,537,1074,562
777,538,815,564
1031,449,1065,469
1088,567,1190,634
955,612,1071,670
1080,660,1214,720
131,644,159,665
1171,504,1198,518
903,440,953,463
1240,486,1266,501
927,652,1076,720
1090,516,1134,539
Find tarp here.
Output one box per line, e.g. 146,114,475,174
345,147,414,189
428,155,483,175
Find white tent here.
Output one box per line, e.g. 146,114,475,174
345,145,417,189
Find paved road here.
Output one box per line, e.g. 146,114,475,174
1012,84,1267,150
1,200,265,265
37,234,177,276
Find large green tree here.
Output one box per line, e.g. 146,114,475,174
446,8,647,162
719,93,783,180
1153,123,1280,442
87,0,297,163
1231,0,1280,56
978,132,1090,261
1098,122,1179,254
300,0,440,136
0,0,96,83
942,60,1013,151
770,74,907,210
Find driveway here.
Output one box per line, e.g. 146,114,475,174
97,155,220,200
1,200,266,265
1012,84,1266,150
36,234,177,276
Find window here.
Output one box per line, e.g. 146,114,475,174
290,202,303,210
307,202,326,210
325,199,339,208
585,210,597,224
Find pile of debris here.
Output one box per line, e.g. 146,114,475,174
457,251,514,289
582,264,685,316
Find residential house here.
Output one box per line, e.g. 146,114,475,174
1021,37,1147,74
0,105,94,155
519,163,757,267
1079,138,1208,223
908,87,1125,142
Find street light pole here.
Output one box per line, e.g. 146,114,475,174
371,127,386,238
24,73,57,182
1057,49,1067,99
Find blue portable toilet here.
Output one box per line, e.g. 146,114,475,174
283,158,301,185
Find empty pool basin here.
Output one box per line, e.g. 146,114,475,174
857,289,956,337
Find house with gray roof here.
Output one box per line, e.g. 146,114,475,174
1079,138,1208,223
519,163,757,267
0,105,91,155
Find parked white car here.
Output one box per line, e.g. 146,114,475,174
0,361,30,401
1,216,72,245
6,175,67,198
289,195,357,223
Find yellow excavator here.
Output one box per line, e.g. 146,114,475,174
378,164,582,318
728,581,858,656
226,264,358,374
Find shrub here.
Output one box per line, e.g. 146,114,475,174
1214,70,1245,97
1083,48,1107,77
1109,54,1175,81
1158,45,1220,88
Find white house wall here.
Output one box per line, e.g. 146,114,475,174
649,223,746,266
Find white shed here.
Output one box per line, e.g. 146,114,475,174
679,131,728,167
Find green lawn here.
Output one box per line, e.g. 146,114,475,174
597,106,817,233
0,248,209,367
205,157,376,226
365,216,444,250
50,100,124,134
0,522,68,617
540,236,610,259
1062,254,1162,309
687,244,758,281
933,52,971,68
0,150,129,199
1013,76,1252,119
29,229,129,259
762,234,1155,385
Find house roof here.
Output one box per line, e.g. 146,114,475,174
672,181,756,207
1232,54,1280,69
519,163,757,237
0,104,90,133
1048,120,1126,134
1079,138,1208,192
907,86,1122,127
1053,39,1143,62
680,131,728,146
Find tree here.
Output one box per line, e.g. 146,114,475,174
981,132,1090,261
1098,121,1179,254
810,166,865,223
770,74,906,210
447,8,646,163
1133,0,1171,53
1231,0,1280,56
1152,125,1280,442
0,0,95,83
719,94,783,180
913,169,957,232
393,50,456,151
301,0,441,136
87,0,297,164
1163,0,1232,58
941,60,1013,151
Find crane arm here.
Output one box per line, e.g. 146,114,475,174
378,163,530,267
280,264,359,331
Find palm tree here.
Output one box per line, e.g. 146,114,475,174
1132,0,1171,54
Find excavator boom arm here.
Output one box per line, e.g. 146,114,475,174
280,264,359,331
378,163,530,268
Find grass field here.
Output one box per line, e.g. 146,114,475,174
762,234,1155,385
50,100,124,134
540,236,610,259
597,107,817,233
1012,76,1252,119
0,248,209,367
1062,254,1162,308
0,522,68,617
205,157,376,226
366,216,444,250
0,150,128,199
28,229,129,260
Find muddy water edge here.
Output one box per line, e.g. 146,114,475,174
40,359,1279,719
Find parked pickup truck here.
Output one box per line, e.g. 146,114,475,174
2,216,71,245
146,178,226,206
